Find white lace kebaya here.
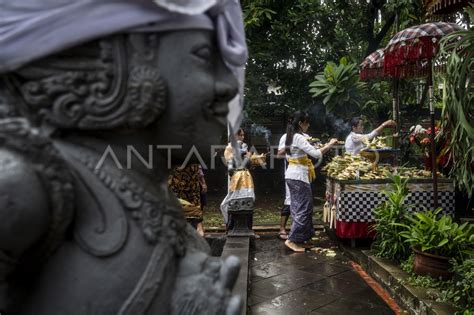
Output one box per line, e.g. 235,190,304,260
344,130,378,155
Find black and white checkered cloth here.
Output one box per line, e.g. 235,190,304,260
337,191,455,222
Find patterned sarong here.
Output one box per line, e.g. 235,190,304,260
286,179,315,243
220,169,255,224
168,164,202,220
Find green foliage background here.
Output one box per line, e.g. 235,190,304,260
438,5,474,197
241,0,426,123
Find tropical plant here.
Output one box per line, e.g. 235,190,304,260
442,258,474,314
437,4,474,197
371,174,411,261
399,208,474,261
309,57,366,118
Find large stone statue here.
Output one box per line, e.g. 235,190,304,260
0,1,247,314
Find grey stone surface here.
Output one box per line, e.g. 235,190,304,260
222,237,250,315
249,233,395,314
0,27,242,315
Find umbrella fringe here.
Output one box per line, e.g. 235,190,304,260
385,38,441,78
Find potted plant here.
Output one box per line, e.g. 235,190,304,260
399,208,474,280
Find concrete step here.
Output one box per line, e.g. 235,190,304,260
367,254,456,315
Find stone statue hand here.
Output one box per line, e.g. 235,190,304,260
171,250,241,315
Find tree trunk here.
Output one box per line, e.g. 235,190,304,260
365,13,396,57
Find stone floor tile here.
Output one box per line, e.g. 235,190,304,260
250,275,267,283
251,249,286,266
251,262,288,281
250,287,339,315
248,294,268,306
309,297,394,314
304,277,363,297
297,262,350,276
305,276,389,307
331,269,366,284
344,285,391,306
250,270,325,300
252,237,283,252
278,253,330,268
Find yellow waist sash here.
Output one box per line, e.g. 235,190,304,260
288,156,316,182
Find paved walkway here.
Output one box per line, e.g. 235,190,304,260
249,230,396,314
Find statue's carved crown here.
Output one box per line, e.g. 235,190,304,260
3,34,166,130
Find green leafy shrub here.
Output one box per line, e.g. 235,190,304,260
399,209,474,261
438,4,474,198
401,256,474,314
371,174,411,261
308,57,366,118
442,259,474,314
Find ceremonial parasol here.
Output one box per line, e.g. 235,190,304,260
384,22,463,78
384,22,464,207
425,0,471,15
359,48,385,81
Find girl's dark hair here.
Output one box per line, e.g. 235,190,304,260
350,117,362,130
285,111,309,154
229,128,245,142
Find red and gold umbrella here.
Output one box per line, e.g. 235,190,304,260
425,0,471,15
384,22,463,78
359,48,385,81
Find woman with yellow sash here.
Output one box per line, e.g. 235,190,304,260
284,112,338,252
220,128,266,231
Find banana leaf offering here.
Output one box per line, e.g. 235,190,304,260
362,136,391,150
323,153,441,181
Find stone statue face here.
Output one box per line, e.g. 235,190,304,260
3,29,239,166
154,30,239,162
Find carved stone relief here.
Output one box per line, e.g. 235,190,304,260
5,35,166,129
